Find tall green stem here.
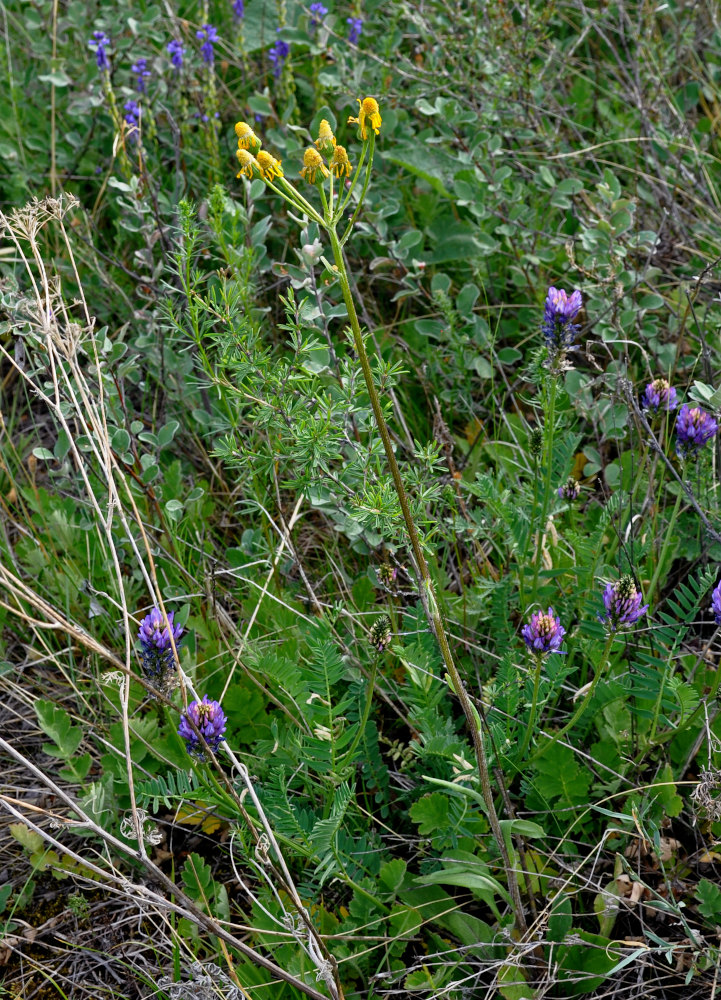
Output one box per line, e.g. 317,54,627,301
531,633,614,763
531,376,559,603
518,653,544,762
327,226,527,936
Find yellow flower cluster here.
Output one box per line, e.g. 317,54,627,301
232,99,381,189
234,121,284,181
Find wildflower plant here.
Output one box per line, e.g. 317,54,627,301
230,99,528,934
675,403,718,457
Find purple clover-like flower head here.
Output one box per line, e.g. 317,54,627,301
711,580,721,625
137,607,184,678
89,31,111,71
269,30,290,77
598,575,648,633
541,286,583,352
521,608,566,656
642,377,678,414
557,477,581,502
347,16,363,44
178,696,227,759
196,24,218,64
131,57,151,93
167,39,185,70
309,2,329,29
232,0,245,20
675,404,718,458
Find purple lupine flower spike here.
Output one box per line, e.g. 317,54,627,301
196,24,218,64
675,404,718,458
347,17,363,44
521,608,566,655
541,286,583,351
89,31,111,71
309,3,328,29
232,0,245,19
167,39,185,70
598,576,648,633
268,30,290,77
137,607,184,678
642,377,678,414
178,696,227,759
711,580,721,625
131,57,151,93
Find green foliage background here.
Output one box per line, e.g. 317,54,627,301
2,0,721,997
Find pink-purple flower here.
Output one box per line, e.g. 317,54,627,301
178,696,227,759
642,377,678,414
675,404,718,457
137,607,184,678
711,580,721,625
598,576,648,632
557,477,581,502
521,608,566,655
541,286,583,351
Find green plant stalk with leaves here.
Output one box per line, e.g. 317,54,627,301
237,105,527,936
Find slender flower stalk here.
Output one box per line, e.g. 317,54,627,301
231,100,528,936
518,609,566,761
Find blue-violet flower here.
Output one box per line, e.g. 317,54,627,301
89,31,111,71
232,0,245,20
347,17,363,44
598,576,648,632
711,580,721,625
137,607,184,678
521,608,566,655
675,404,718,458
131,57,151,93
269,31,290,77
167,39,185,70
196,24,218,65
642,377,678,414
541,286,583,352
178,696,227,759
557,477,581,502
310,3,328,29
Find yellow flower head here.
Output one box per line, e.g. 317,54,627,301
330,144,353,179
315,119,336,157
348,97,382,140
235,121,261,153
300,147,329,184
236,148,261,180
256,150,284,181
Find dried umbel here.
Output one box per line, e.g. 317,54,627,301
521,608,566,656
598,575,648,633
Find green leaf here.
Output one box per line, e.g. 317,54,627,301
0,884,12,914
548,892,573,942
182,853,214,906
34,699,83,758
379,858,407,895
697,879,721,921
655,764,683,818
409,792,449,834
